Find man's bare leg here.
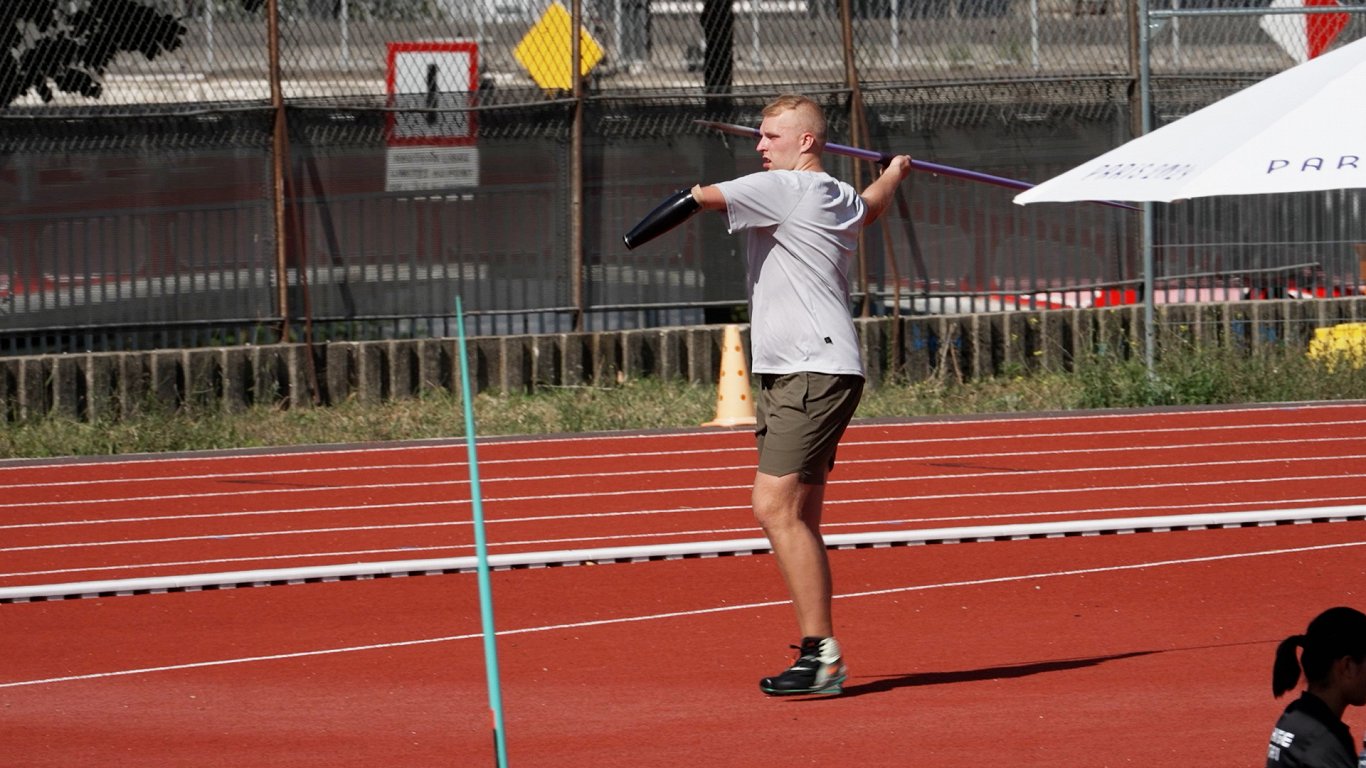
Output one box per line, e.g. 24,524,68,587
754,470,846,695
752,470,832,638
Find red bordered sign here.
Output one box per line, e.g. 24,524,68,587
385,41,478,147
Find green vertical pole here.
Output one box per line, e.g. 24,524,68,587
454,296,509,767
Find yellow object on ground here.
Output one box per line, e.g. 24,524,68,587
1307,322,1366,370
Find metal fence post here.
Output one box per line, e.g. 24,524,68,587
572,0,586,331
268,0,290,342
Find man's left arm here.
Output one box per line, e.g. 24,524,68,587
860,155,912,225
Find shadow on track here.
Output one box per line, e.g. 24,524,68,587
830,640,1272,700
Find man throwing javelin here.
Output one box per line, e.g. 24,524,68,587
682,94,910,695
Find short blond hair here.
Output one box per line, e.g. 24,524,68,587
762,94,826,150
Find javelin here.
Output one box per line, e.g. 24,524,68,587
694,120,1138,212
455,295,509,768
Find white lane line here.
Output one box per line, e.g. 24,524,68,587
1,404,1362,474
9,476,1366,542
4,434,1364,493
11,508,1366,602
0,523,763,554
5,451,1366,515
11,492,1366,582
7,470,1366,555
4,537,1362,689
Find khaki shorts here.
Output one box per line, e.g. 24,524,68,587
755,372,864,485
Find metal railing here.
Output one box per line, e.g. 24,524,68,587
1,1,1363,355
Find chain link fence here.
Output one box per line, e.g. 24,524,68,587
15,0,1362,111
2,0,1364,355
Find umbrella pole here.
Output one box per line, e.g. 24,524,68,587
1138,0,1156,377
1142,202,1155,376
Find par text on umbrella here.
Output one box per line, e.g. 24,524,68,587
1266,155,1360,174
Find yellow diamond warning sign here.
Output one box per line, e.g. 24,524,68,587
514,1,604,92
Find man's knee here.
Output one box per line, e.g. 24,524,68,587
753,500,789,532
752,493,786,530
752,472,807,529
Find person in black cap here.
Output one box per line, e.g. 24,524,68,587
1267,606,1366,767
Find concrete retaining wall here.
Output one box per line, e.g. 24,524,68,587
5,298,1365,423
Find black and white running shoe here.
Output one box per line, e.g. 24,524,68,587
759,636,846,696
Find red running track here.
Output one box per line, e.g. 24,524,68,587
3,402,1366,766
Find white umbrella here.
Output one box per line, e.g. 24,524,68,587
1014,34,1366,205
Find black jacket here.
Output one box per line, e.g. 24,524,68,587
1266,692,1359,768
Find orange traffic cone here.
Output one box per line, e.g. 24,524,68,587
703,324,757,427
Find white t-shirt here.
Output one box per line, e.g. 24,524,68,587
714,170,866,376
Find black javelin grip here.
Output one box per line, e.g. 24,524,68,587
623,189,702,250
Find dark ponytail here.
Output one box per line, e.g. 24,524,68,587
1273,607,1366,698
1272,634,1305,698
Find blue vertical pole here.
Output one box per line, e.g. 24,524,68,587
455,296,509,767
